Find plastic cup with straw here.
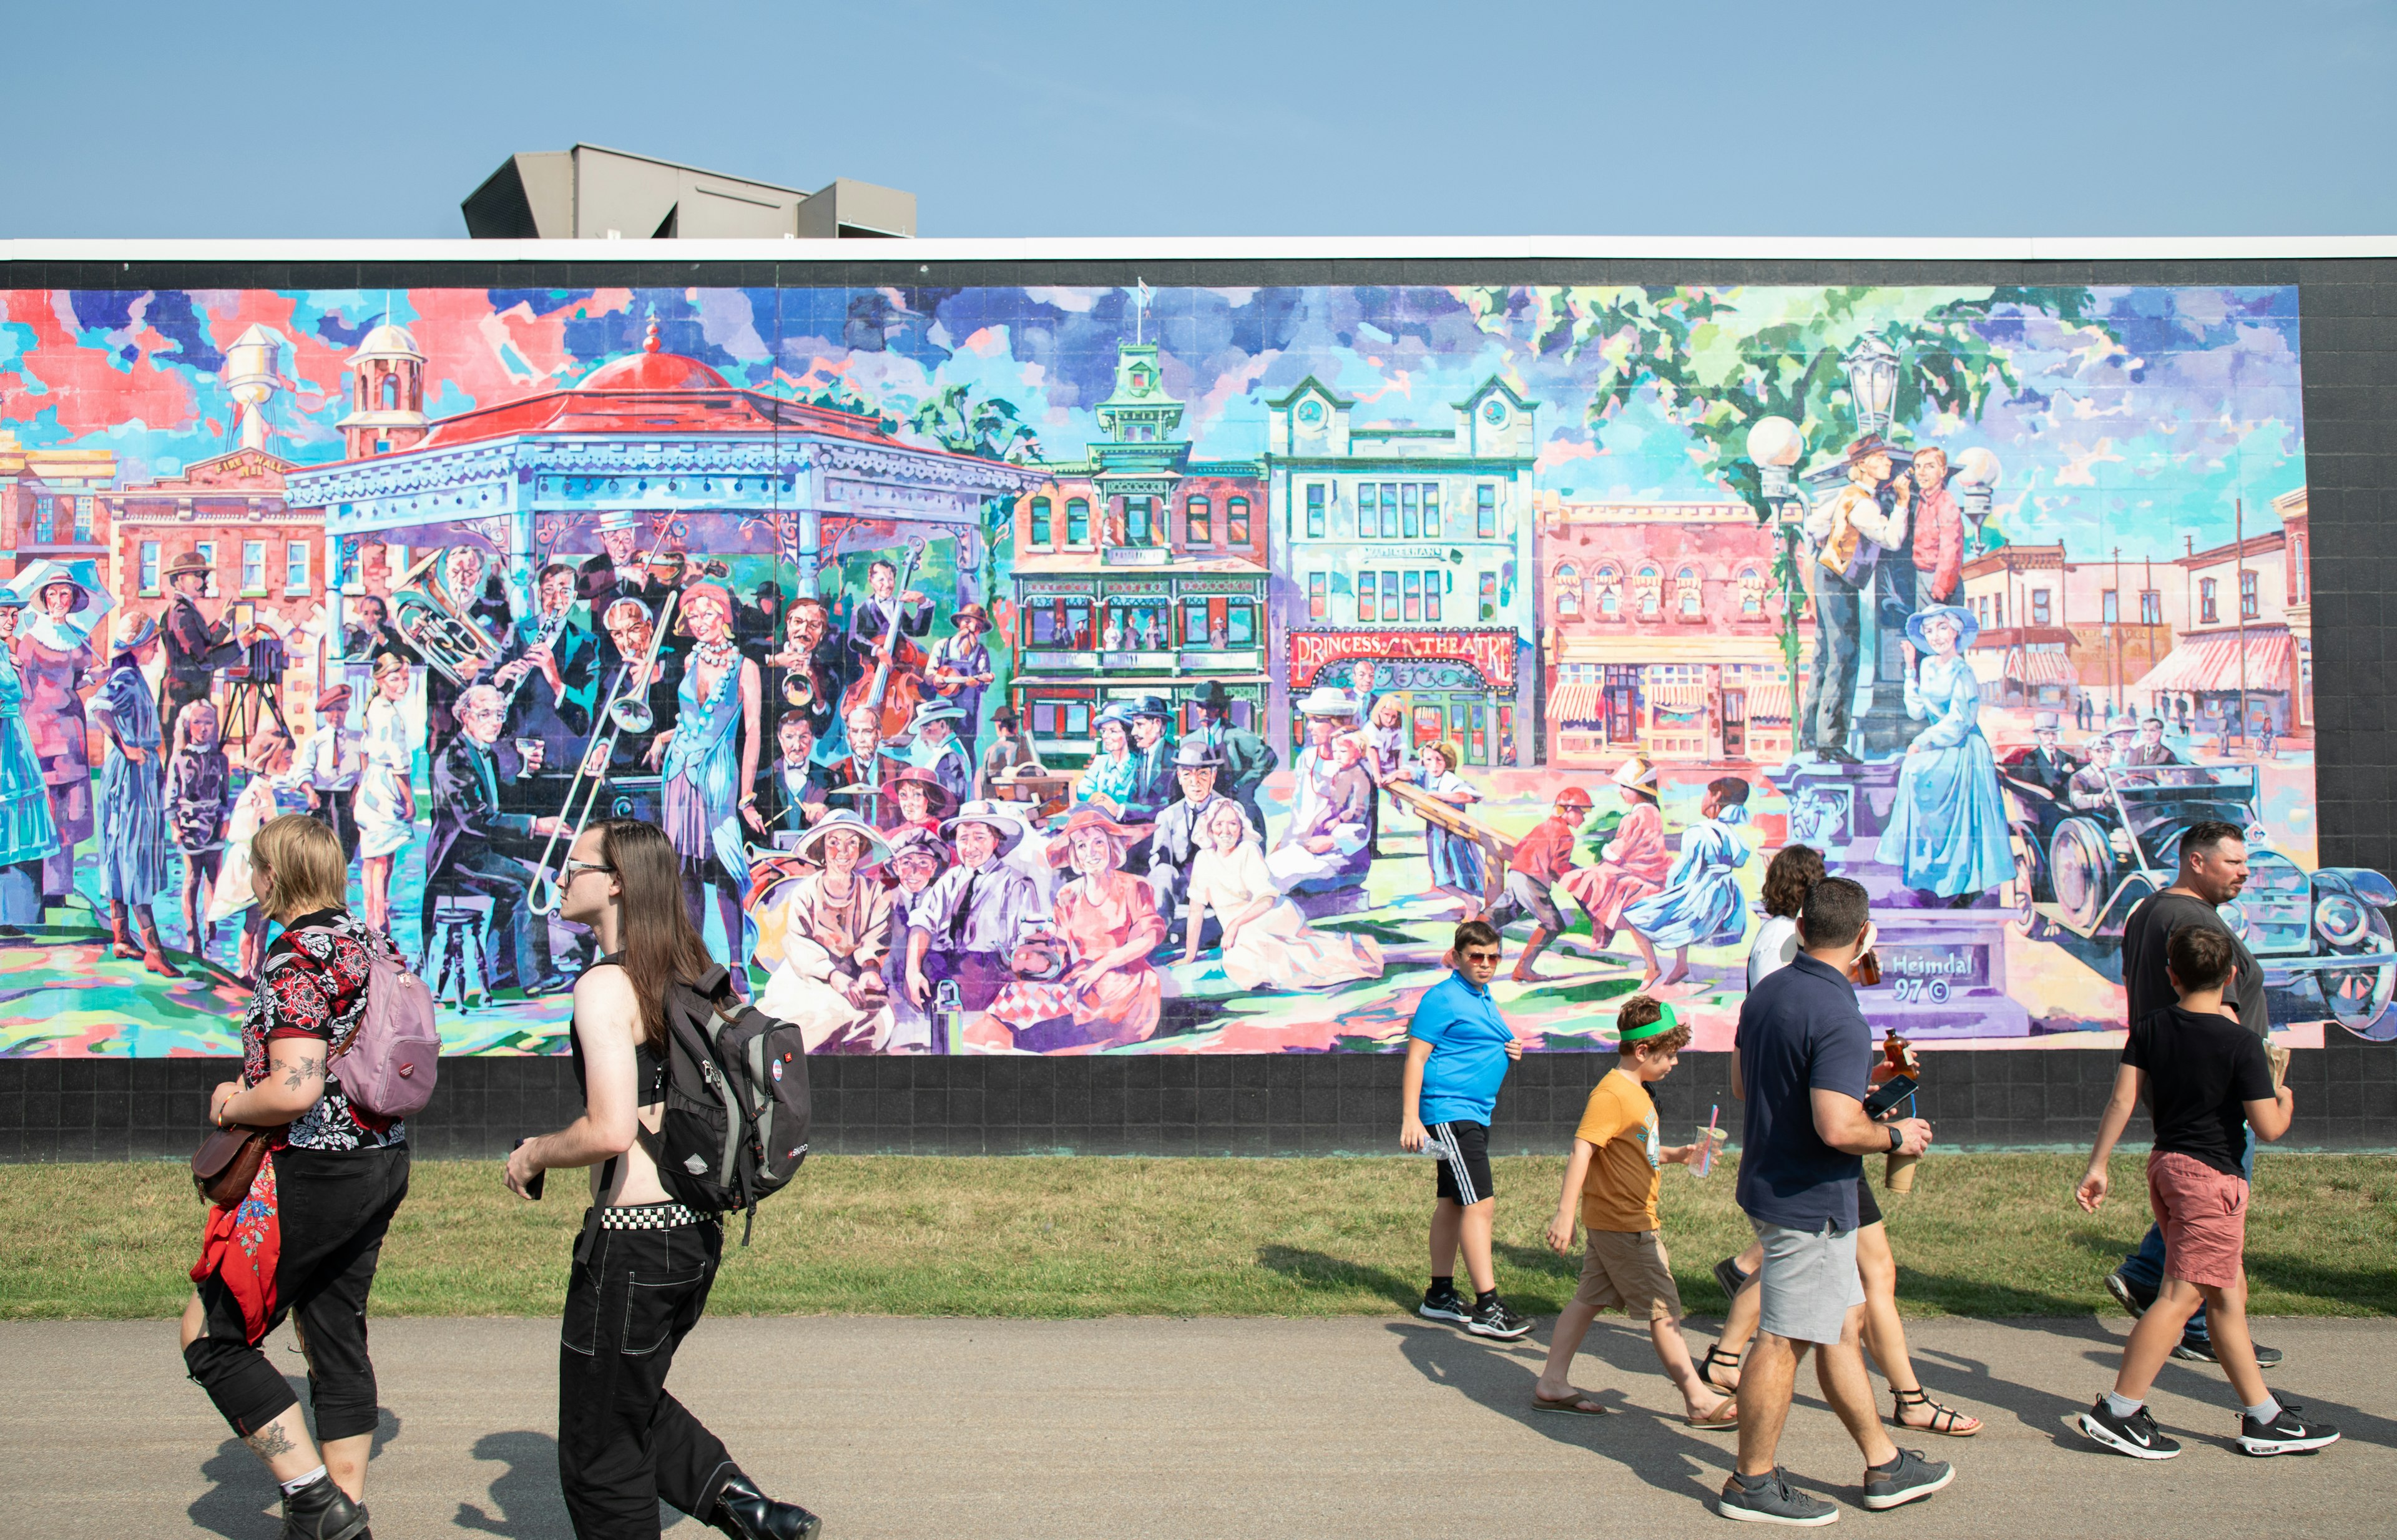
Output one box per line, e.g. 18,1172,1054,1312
1695,1103,1721,1177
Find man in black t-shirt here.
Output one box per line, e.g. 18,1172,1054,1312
2104,820,2281,1368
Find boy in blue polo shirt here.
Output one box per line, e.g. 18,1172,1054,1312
1400,918,1532,1340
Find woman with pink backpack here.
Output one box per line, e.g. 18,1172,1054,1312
182,813,424,1540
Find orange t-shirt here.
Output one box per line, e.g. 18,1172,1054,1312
1574,1067,1662,1232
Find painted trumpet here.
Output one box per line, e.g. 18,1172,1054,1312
524,583,682,917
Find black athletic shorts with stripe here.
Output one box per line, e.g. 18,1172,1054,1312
1428,1120,1494,1206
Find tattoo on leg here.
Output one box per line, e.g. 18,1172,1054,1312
282,1055,321,1091
243,1422,297,1459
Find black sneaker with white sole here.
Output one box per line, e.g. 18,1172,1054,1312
1417,1285,1470,1325
1861,1448,1953,1511
2238,1400,2340,1456
2174,1331,2283,1368
1716,1468,1836,1527
2104,1268,2155,1318
2080,1396,2181,1460
1465,1296,1532,1340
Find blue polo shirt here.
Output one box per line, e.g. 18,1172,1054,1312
1734,952,1874,1231
1409,970,1516,1127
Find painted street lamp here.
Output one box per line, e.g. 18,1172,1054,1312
1843,334,1901,442
1745,415,1805,508
1951,446,2003,548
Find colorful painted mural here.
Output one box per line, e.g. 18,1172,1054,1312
0,279,2373,1059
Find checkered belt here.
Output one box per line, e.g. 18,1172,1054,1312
596,1201,715,1231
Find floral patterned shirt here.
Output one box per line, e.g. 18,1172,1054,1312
240,908,407,1151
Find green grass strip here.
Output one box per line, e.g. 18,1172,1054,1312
2,1153,2390,1321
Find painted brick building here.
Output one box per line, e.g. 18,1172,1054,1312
1534,495,1796,767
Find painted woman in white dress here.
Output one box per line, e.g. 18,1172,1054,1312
1184,799,1382,991
353,652,418,936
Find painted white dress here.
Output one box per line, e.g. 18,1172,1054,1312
1189,840,1383,991
355,695,415,861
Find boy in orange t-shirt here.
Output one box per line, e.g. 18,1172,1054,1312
1531,996,1737,1427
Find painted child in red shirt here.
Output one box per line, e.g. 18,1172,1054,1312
1484,785,1592,983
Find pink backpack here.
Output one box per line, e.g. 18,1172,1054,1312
327,939,441,1119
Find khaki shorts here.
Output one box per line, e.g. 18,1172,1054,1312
1573,1228,1683,1322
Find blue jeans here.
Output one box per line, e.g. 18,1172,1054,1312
2117,1130,2253,1341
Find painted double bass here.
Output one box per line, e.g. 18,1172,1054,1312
840,536,932,742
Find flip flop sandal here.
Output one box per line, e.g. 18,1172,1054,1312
1699,1344,1744,1396
1532,1389,1613,1416
1890,1387,1981,1438
1685,1396,1740,1430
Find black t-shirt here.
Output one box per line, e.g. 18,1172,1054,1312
2120,890,2267,1038
2124,1005,2275,1175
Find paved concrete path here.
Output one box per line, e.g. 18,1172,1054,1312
4,1314,2390,1538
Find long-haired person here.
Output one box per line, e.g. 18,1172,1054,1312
183,813,411,1540
506,818,823,1540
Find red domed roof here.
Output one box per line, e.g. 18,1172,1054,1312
576,320,731,391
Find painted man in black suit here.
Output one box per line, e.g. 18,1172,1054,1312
426,683,570,996
159,551,248,747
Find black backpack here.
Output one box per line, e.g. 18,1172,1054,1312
639,964,813,1243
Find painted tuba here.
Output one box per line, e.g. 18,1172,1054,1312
390,546,509,687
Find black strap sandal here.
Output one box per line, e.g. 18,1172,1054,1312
1700,1345,1743,1395
1890,1386,1981,1437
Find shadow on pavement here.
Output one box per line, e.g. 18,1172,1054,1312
1385,1318,1737,1511
456,1429,574,1538
188,1389,403,1540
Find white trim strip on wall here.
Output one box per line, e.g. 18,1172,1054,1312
0,235,2392,265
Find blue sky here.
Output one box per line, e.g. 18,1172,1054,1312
1,0,2390,238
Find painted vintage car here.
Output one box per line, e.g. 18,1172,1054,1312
2001,728,2396,1038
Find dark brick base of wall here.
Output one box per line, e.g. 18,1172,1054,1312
4,1037,2390,1160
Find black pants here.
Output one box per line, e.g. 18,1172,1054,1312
559,1215,738,1539
184,1144,411,1443
424,847,553,988
309,792,360,863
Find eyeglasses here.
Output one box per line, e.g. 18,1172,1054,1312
1461,949,1503,966
562,859,614,882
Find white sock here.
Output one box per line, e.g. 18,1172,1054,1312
2244,1395,2282,1425
280,1464,328,1496
2104,1391,2142,1419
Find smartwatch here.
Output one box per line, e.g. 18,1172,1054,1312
1885,1124,1903,1153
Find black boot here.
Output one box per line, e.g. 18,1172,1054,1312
280,1473,368,1540
712,1471,823,1539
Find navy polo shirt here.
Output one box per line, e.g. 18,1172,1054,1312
1734,951,1874,1231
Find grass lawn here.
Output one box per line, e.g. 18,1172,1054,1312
2,1153,2391,1322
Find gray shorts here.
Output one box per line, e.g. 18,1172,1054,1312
1752,1217,1866,1346
1498,870,1566,933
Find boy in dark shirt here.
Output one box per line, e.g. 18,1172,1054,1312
2105,820,2281,1368
2076,924,2333,1459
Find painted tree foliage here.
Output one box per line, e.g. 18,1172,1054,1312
1463,283,2115,675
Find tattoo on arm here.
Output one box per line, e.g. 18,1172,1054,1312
242,1422,297,1459
281,1054,321,1091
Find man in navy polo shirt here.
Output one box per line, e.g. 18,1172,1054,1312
1399,918,1532,1340
1720,876,1953,1526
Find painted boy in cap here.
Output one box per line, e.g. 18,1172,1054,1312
1146,739,1233,949
1484,785,1594,983
883,825,954,1051
93,612,180,976
905,800,1044,1031
282,684,366,862
926,604,997,743
1190,679,1277,840
159,551,250,748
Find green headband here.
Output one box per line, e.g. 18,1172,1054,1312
1619,1002,1680,1044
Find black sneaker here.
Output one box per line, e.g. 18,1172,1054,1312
2104,1268,2155,1318
1861,1448,1953,1511
1717,1468,1837,1526
280,1472,370,1540
1465,1296,1532,1340
2174,1330,2283,1368
1714,1255,1753,1300
2238,1400,2340,1456
2080,1396,2181,1460
1418,1285,1470,1325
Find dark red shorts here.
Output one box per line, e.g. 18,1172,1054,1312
2147,1149,2247,1290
